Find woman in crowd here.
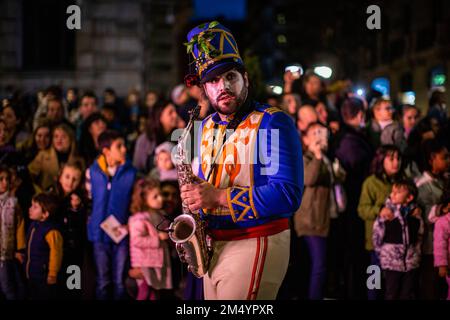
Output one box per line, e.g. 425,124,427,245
133,100,181,173
78,112,108,167
19,119,52,165
358,144,404,299
1,104,30,149
28,123,84,193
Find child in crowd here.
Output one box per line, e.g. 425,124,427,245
367,98,403,150
51,160,87,298
26,193,63,300
416,139,449,299
0,166,26,300
433,183,450,300
373,179,423,299
149,142,178,182
128,178,172,300
86,130,136,300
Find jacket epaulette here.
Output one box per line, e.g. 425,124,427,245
254,103,285,116
263,106,284,115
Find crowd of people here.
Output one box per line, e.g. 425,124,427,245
0,67,448,300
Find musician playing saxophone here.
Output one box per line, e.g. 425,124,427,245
180,22,304,300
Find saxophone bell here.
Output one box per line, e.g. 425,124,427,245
168,214,196,243
168,214,209,278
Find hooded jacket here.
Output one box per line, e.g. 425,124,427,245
87,155,136,243
373,198,424,272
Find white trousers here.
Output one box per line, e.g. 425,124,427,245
203,229,290,300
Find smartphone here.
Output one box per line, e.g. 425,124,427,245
285,65,303,79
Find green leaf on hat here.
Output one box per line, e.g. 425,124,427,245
199,23,206,29
200,42,209,54
209,21,219,28
203,31,214,41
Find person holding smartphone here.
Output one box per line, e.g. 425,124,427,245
294,121,335,300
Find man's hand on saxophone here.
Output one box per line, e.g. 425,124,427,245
180,176,228,212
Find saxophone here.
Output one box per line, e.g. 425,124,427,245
169,105,211,278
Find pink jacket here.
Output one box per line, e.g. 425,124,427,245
129,212,163,268
433,213,450,267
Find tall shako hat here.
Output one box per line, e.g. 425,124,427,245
184,21,244,86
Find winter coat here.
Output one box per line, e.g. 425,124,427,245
87,155,136,243
128,211,164,268
294,151,332,237
0,193,25,261
132,133,156,173
28,147,84,193
25,220,63,280
433,214,449,268
358,174,393,250
333,124,373,217
416,172,445,255
373,198,424,272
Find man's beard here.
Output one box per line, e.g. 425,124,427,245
211,87,248,115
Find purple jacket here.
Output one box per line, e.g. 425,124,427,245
433,214,450,267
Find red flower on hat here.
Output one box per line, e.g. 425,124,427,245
184,74,199,88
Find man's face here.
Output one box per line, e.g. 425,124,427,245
203,69,248,115
80,97,97,120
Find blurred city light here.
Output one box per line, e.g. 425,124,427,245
371,77,390,97
270,85,283,95
277,34,287,44
356,88,365,97
314,66,332,79
400,91,416,105
430,66,446,89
